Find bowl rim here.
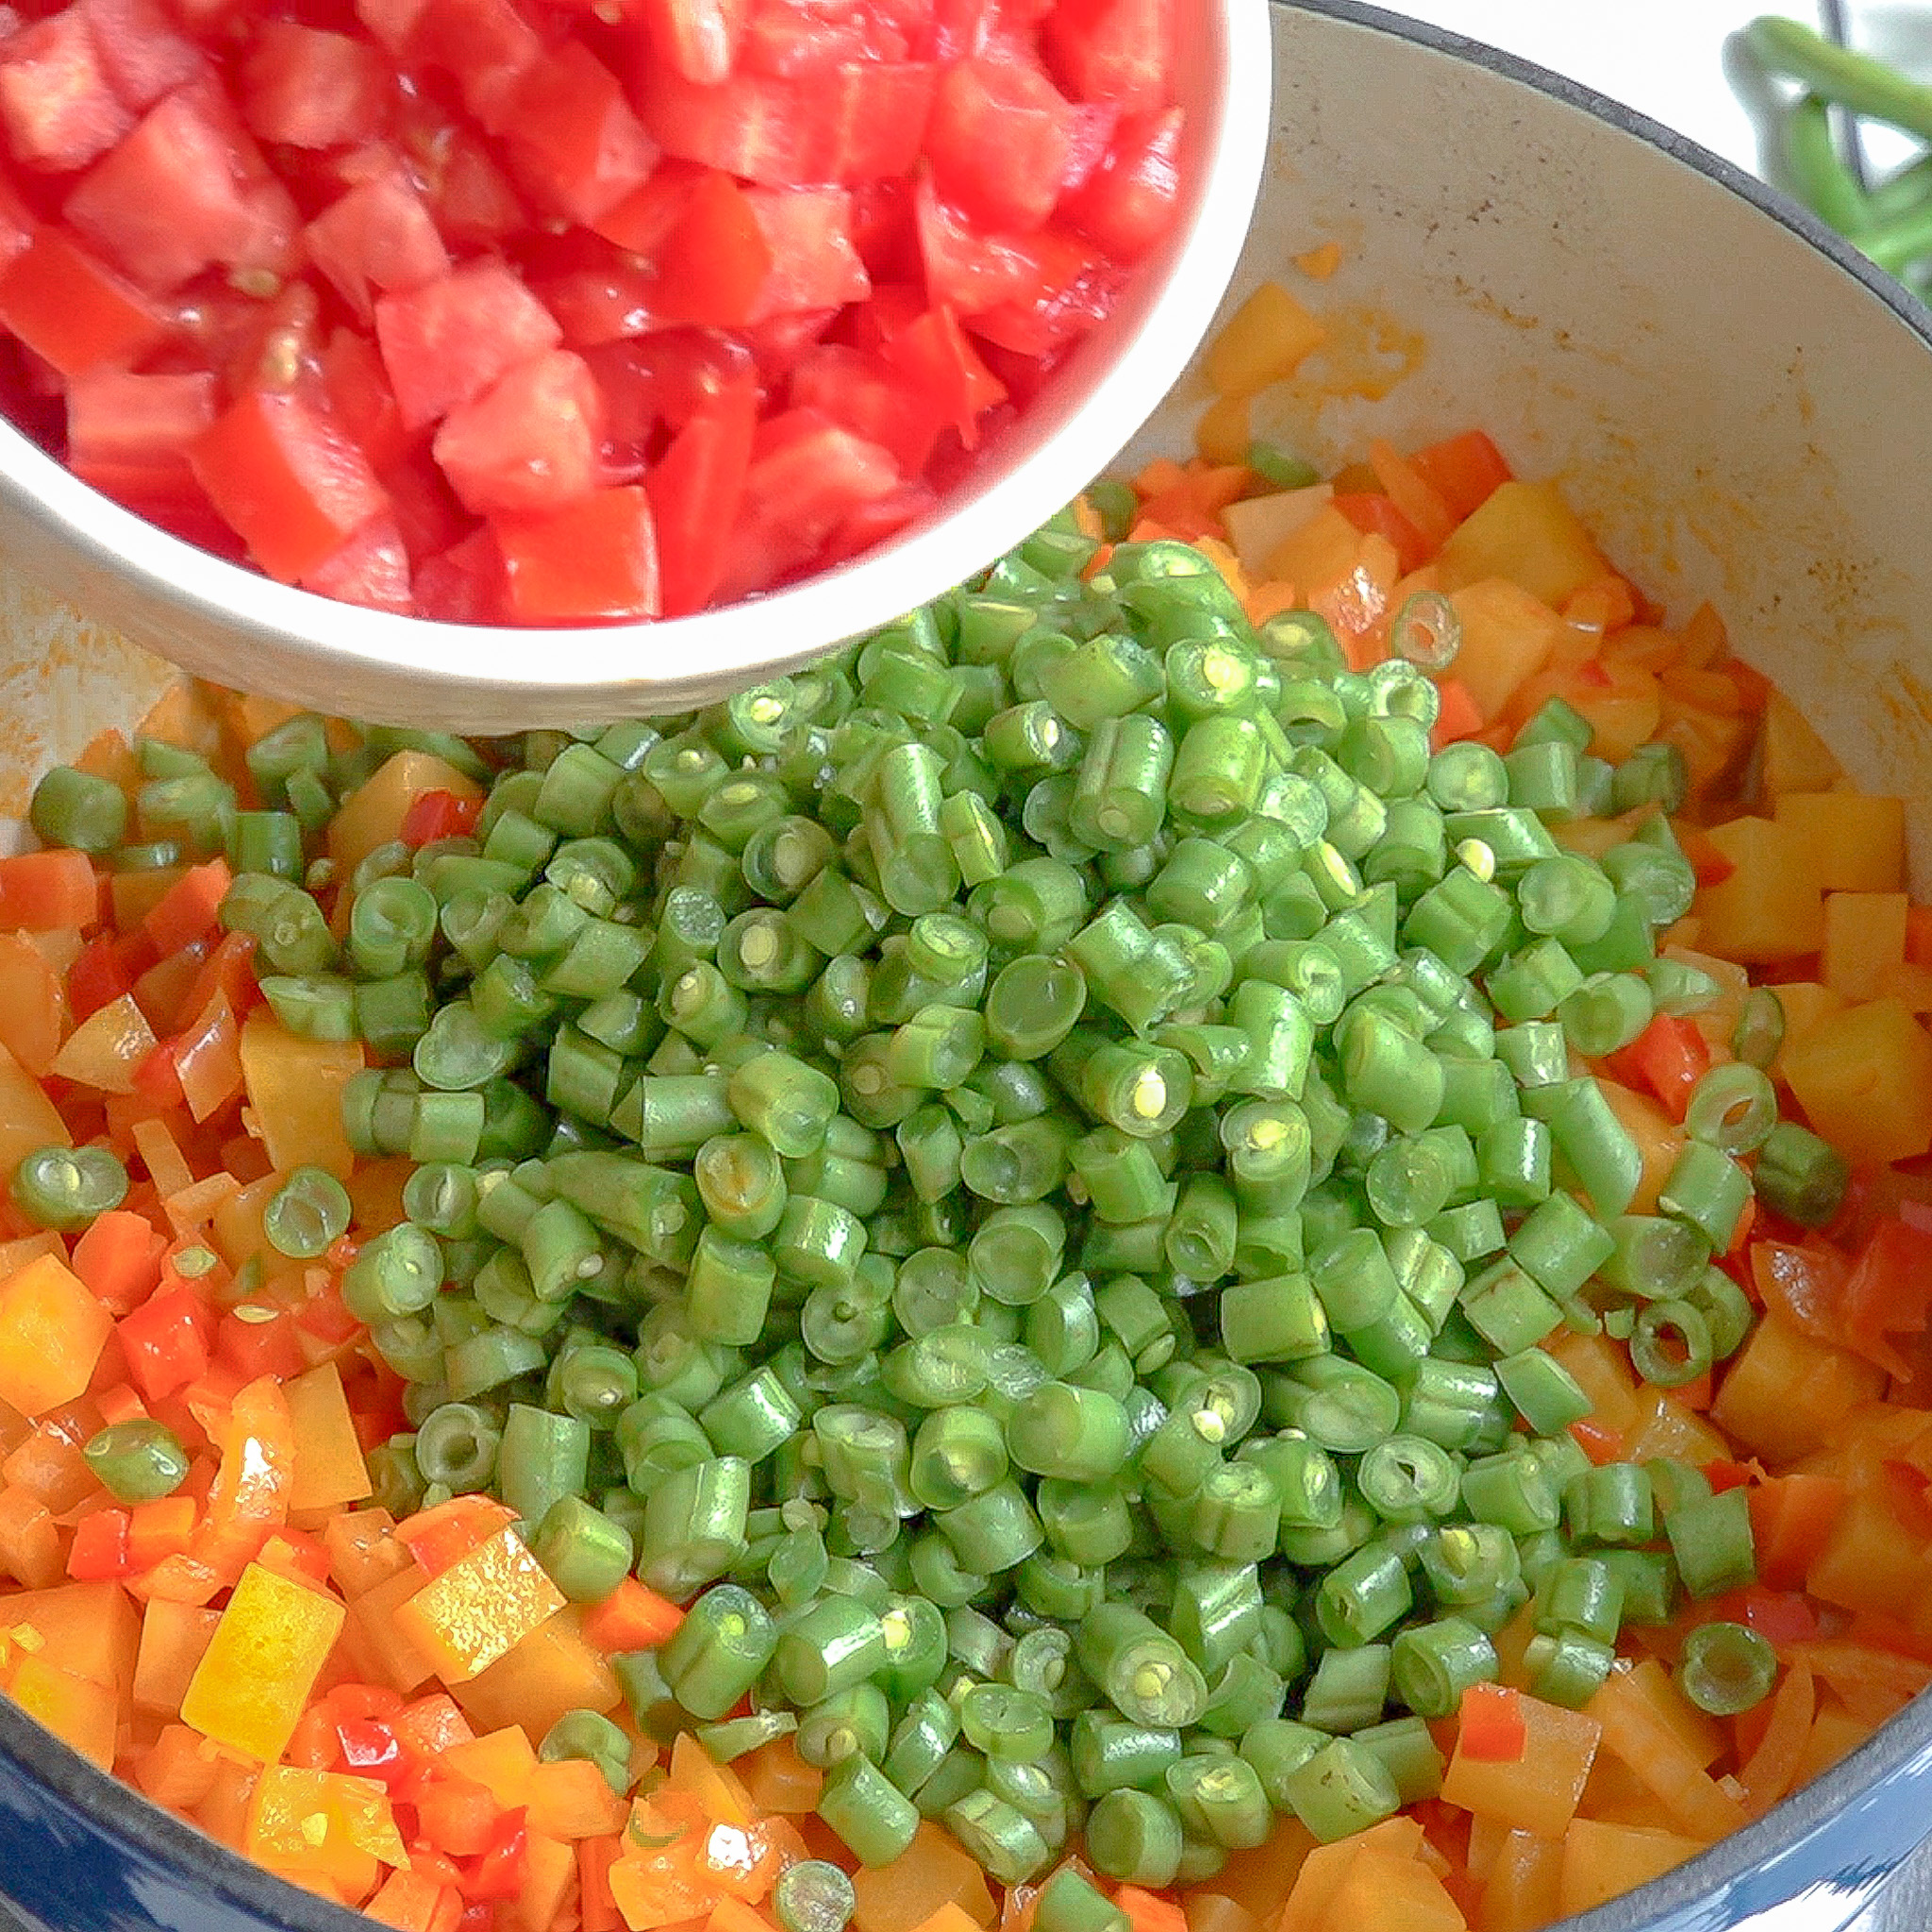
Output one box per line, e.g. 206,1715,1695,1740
0,0,1274,724
7,2,1932,1928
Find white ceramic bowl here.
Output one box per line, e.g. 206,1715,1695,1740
5,5,1932,1932
0,0,1274,734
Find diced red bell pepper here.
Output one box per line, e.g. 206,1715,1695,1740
118,1285,216,1404
1603,1011,1711,1122
399,789,483,848
67,1506,133,1580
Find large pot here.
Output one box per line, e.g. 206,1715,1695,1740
3,3,1932,1929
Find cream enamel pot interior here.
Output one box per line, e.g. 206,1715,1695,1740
4,3,1932,1930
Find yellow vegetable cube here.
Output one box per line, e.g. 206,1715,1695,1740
1436,481,1608,608
1692,817,1824,963
1444,578,1568,722
239,1017,364,1180
0,1043,70,1181
7,1652,117,1767
0,1253,114,1417
1203,282,1326,398
1781,996,1932,1167
1224,485,1334,581
1823,892,1908,1002
1774,791,1907,891
285,1363,374,1514
1557,1822,1703,1919
245,1765,408,1899
181,1561,347,1762
392,1525,564,1685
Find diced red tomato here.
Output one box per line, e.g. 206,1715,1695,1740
652,168,774,329
965,223,1120,357
925,56,1075,232
63,91,271,294
322,328,409,475
82,0,205,112
240,24,388,149
302,510,413,611
881,302,1005,444
1042,0,1175,113
495,483,659,623
746,188,870,322
1060,105,1181,260
716,408,899,601
0,228,169,379
374,260,563,430
65,368,219,525
431,348,603,517
500,42,658,227
404,0,544,133
636,0,746,86
914,172,1041,314
306,175,453,322
0,9,133,174
818,477,936,565
790,342,937,477
414,526,504,624
189,388,391,583
645,371,757,617
636,56,937,188
584,327,756,457
590,155,703,255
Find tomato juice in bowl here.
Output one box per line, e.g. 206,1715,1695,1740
0,0,1271,731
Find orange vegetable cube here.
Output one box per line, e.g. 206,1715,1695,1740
1223,485,1333,579
239,1016,364,1179
1441,1692,1600,1838
1444,578,1566,721
1479,1830,1564,1932
1437,481,1608,608
1774,791,1907,892
0,1253,114,1417
1769,982,1844,1074
1823,893,1909,1002
1557,1821,1704,1918
1782,997,1932,1167
514,1829,577,1932
443,1725,540,1807
451,1605,621,1741
1693,817,1824,963
181,1559,347,1762
1711,1311,1886,1465
394,1525,565,1685
1806,1487,1932,1620
2,1578,141,1699
132,1599,221,1717
1281,1818,1426,1932
349,1560,438,1693
1259,503,1364,595
6,1651,117,1766
1620,1387,1731,1467
528,1757,630,1840
850,1819,996,1932
1323,1848,1465,1932
1193,391,1252,465
285,1362,374,1513
1203,281,1326,397
322,1507,412,1599
1585,1669,1747,1841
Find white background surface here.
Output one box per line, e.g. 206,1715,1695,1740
1380,3,1932,178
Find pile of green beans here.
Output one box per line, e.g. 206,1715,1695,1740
32,504,1840,1885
